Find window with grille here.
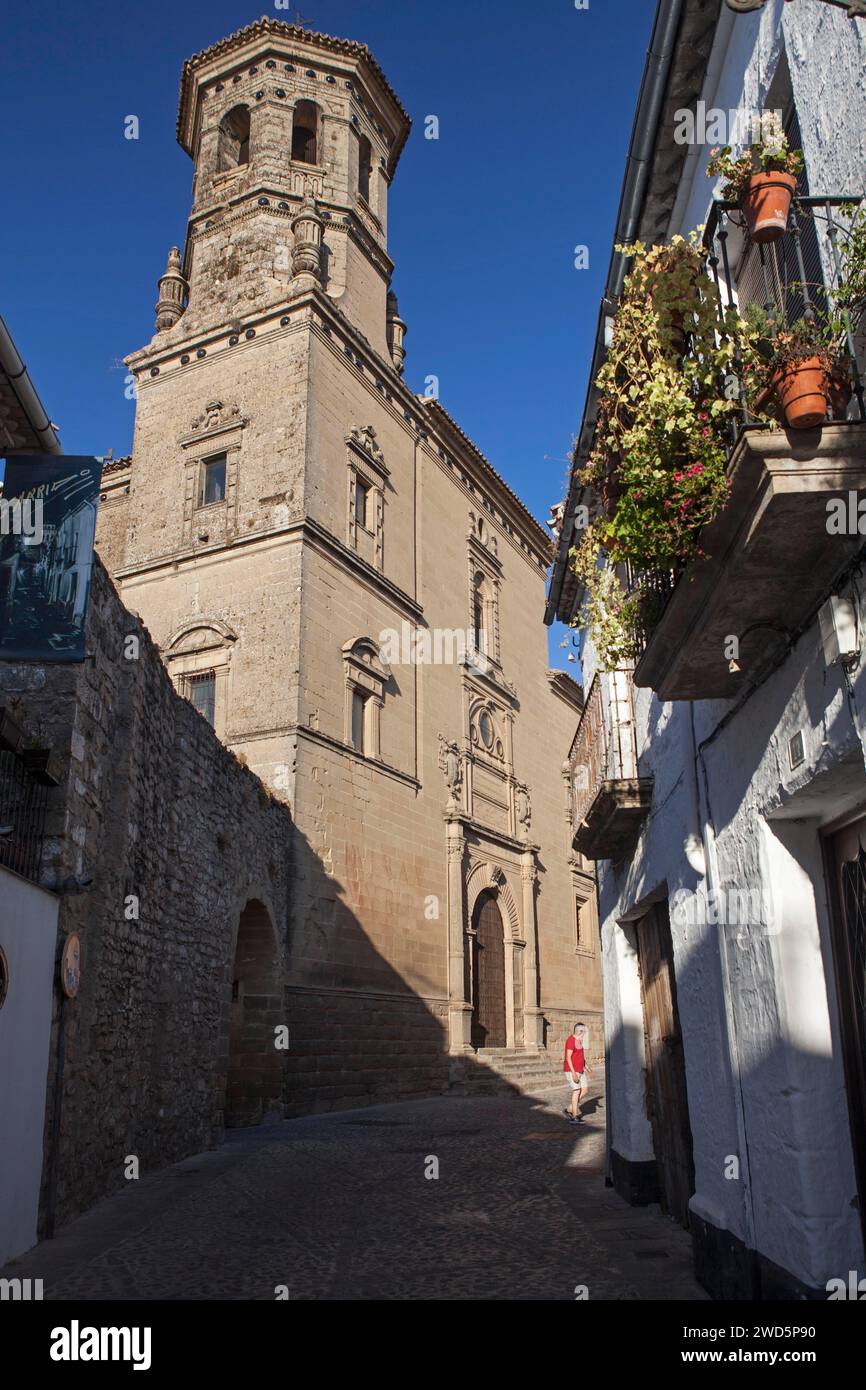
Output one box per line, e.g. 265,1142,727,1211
734,54,828,328
188,671,216,726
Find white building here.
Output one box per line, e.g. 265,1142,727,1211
547,0,866,1299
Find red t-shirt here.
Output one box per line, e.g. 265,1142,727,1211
564,1035,586,1073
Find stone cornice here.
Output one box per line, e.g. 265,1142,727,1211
296,723,419,788
124,287,552,571
546,669,584,712
115,512,424,623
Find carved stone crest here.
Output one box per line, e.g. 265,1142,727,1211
190,400,240,434
346,424,385,467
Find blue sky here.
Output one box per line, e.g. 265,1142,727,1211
1,0,654,666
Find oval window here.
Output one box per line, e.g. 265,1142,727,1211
478,709,495,750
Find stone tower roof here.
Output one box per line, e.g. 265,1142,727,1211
176,16,411,171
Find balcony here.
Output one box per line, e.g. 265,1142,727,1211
570,672,652,861
634,421,866,699
633,195,866,700
0,709,60,885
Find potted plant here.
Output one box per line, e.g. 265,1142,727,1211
739,304,851,429
708,133,804,244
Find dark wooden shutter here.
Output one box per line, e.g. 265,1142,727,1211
636,902,695,1228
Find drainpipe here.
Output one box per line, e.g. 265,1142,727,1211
0,315,62,455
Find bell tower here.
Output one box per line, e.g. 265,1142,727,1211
166,17,410,356
101,19,413,798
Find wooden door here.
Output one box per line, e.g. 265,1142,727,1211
824,813,866,1254
636,902,695,1228
472,892,506,1048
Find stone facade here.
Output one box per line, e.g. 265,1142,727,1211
95,18,602,1096
0,559,294,1231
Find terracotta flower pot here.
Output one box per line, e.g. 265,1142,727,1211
742,172,797,244
772,357,828,430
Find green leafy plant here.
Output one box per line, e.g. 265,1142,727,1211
585,233,738,569
569,530,645,671
832,202,866,327
568,231,742,668
707,131,804,204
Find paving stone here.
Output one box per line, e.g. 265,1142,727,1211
2,1088,706,1301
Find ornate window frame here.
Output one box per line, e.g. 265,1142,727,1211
346,425,388,571
342,636,390,760
179,400,247,545
164,617,238,739
573,881,597,957
467,508,502,670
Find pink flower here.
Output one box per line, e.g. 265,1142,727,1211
674,471,683,482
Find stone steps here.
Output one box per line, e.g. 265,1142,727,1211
447,1049,571,1097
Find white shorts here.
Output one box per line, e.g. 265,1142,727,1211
567,1072,587,1090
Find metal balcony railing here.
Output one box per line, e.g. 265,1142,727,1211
705,194,866,432
570,672,640,833
0,750,49,884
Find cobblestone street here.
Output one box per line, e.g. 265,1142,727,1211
4,1086,705,1300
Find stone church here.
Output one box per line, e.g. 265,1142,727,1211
96,17,601,1108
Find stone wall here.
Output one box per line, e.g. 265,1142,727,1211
0,558,294,1233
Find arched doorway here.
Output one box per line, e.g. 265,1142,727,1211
225,900,283,1128
471,891,506,1048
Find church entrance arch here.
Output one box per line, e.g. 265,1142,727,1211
470,890,507,1048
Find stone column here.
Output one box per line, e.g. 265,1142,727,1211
521,847,543,1050
504,938,516,1048
445,816,472,1052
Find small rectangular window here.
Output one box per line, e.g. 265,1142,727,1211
351,688,368,753
199,454,227,507
188,671,216,726
355,478,370,531
576,896,592,953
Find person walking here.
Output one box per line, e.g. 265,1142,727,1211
562,1021,592,1123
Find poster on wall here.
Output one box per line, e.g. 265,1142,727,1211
0,455,103,662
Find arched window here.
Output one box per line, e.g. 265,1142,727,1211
217,105,251,171
358,134,372,203
292,101,319,164
342,637,390,761
165,619,237,739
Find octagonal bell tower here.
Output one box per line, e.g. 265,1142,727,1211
170,17,411,357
